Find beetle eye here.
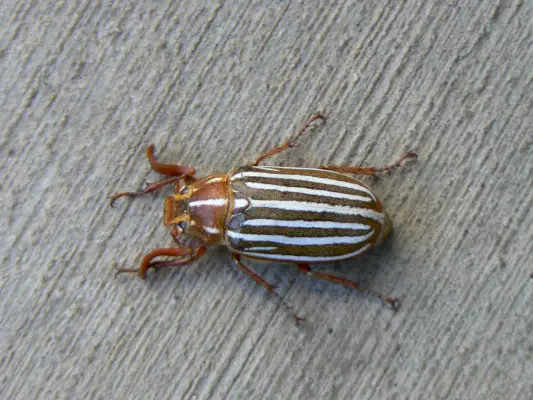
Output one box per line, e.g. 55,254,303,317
178,220,187,231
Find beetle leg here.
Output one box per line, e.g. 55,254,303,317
296,264,400,311
170,226,182,244
109,144,196,206
145,144,196,177
252,113,326,166
109,176,182,207
232,254,305,324
148,247,206,272
115,247,206,279
319,152,417,177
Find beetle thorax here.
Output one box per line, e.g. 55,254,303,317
164,174,229,245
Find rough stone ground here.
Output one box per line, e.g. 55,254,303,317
1,1,532,399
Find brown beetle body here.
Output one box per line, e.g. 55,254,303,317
110,114,416,322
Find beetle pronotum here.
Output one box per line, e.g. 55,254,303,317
110,114,416,323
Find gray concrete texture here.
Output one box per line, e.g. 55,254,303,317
1,1,532,399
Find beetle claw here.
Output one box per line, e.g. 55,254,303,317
114,266,140,278
108,196,116,208
387,297,401,312
108,193,123,207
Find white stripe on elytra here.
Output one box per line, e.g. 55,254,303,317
244,181,373,202
227,230,374,245
231,170,376,201
247,199,385,223
239,243,372,262
189,199,227,208
245,246,278,251
252,166,279,171
242,219,371,231
233,198,249,209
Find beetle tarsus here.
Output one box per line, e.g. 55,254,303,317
232,254,305,324
386,297,401,312
295,264,399,312
114,266,140,278
109,176,183,206
252,113,326,166
320,151,418,177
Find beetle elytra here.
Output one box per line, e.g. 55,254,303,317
110,114,416,323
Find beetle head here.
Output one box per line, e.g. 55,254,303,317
164,174,228,245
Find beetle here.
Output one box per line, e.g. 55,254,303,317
110,114,416,322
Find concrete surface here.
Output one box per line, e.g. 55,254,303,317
1,1,532,399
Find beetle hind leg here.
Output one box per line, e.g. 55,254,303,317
232,254,305,324
319,152,417,177
296,264,400,311
252,113,326,166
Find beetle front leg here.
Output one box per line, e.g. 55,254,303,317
145,144,196,177
296,264,400,311
319,152,417,177
109,144,196,206
232,254,305,324
115,246,206,279
109,176,183,207
252,113,326,166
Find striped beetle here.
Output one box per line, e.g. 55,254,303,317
110,114,416,322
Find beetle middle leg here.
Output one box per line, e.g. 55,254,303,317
232,254,305,324
296,264,400,311
252,113,326,166
115,246,206,279
109,144,196,206
319,152,417,177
